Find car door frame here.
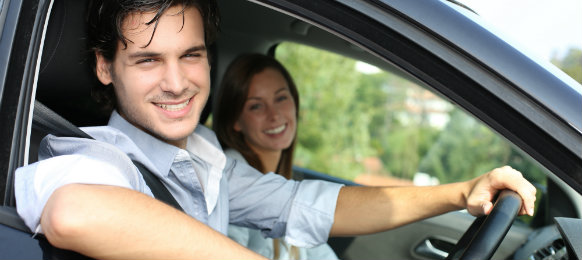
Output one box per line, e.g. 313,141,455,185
253,0,582,196
1,0,581,258
250,0,581,258
0,0,51,258
1,0,51,206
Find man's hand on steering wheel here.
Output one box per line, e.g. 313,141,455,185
465,166,537,217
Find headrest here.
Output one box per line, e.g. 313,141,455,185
37,0,109,126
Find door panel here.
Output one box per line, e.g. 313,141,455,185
342,211,531,259
0,207,42,259
298,165,534,259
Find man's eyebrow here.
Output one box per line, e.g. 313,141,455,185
127,51,161,60
127,45,207,59
185,45,207,53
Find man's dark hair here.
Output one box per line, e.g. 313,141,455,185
86,0,219,112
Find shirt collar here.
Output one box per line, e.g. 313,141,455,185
187,126,227,170
107,111,226,214
188,126,226,215
107,111,178,177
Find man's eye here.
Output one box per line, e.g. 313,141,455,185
137,58,156,64
184,53,201,58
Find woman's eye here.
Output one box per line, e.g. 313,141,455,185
249,104,262,110
276,95,289,102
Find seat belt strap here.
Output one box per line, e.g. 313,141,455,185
32,101,184,211
32,101,93,139
132,160,183,211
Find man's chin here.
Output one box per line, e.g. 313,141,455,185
142,124,196,148
158,133,190,149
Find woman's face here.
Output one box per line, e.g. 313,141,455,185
234,68,297,155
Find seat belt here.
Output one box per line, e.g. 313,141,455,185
32,101,183,211
33,101,93,139
132,160,183,211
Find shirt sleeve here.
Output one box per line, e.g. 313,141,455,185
305,242,339,260
225,159,343,247
227,224,252,246
14,135,144,234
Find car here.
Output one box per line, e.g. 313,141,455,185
1,0,581,259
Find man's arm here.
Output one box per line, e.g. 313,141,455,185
41,184,266,260
330,166,537,236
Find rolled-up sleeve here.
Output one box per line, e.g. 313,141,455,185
226,159,343,247
284,180,342,247
15,135,143,234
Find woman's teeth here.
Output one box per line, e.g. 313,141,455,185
265,124,286,134
157,99,190,111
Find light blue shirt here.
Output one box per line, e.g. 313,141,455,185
15,111,343,247
225,149,339,260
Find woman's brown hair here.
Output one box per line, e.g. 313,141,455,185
213,53,299,179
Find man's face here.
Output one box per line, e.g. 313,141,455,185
95,6,210,149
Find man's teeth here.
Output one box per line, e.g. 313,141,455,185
157,99,190,111
265,124,286,134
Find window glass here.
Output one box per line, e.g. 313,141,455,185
276,42,547,187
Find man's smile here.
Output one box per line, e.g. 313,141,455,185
154,98,191,112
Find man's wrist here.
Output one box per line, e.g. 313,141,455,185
448,180,474,210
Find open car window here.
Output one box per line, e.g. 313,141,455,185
276,42,547,187
276,42,551,227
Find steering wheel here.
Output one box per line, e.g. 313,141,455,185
446,190,523,260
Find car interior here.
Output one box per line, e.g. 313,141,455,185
1,0,580,259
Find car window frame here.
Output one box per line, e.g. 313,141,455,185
254,0,582,195
0,0,51,206
0,0,9,37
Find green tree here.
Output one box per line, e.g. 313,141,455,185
276,42,547,186
551,47,582,84
278,43,376,179
418,108,546,185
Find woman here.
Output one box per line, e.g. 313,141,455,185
213,53,338,260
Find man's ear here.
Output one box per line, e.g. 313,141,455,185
95,52,113,85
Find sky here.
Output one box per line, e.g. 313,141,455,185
457,0,582,61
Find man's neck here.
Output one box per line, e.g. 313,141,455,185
167,139,187,150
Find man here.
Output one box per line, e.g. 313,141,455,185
15,0,537,259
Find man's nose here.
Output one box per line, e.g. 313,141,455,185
160,61,187,94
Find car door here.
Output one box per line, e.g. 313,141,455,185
276,41,536,259
240,0,582,259
0,0,49,258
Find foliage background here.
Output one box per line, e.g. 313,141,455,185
276,43,581,186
